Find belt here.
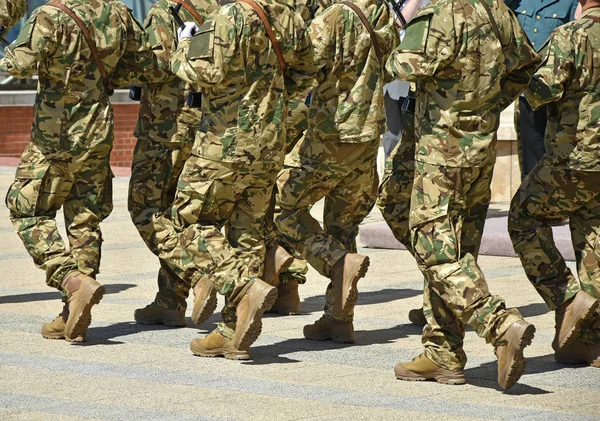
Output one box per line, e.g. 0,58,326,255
399,96,416,114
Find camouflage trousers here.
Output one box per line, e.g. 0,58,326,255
509,163,600,343
152,145,277,337
128,138,193,311
6,136,113,292
274,137,380,321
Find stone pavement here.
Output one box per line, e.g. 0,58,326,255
0,166,599,421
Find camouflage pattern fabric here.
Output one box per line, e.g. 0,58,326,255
509,8,600,344
1,0,161,292
128,0,218,312
0,0,26,33
274,0,398,322
155,0,316,338
386,0,541,370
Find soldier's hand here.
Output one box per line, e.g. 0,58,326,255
178,22,199,42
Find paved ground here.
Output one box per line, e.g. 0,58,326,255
0,166,599,421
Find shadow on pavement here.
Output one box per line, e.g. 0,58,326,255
517,302,550,318
0,283,137,305
244,323,422,365
295,288,422,314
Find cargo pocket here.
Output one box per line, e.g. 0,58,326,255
6,164,51,217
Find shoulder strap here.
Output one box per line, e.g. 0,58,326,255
237,0,286,72
585,15,600,24
475,0,507,51
177,0,204,25
46,1,111,91
341,1,383,65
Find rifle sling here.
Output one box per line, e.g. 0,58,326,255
177,0,204,25
47,1,111,91
341,1,383,65
585,15,600,23
238,0,286,72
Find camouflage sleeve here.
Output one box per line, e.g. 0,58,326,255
524,28,572,110
385,6,456,81
284,13,318,98
0,8,58,78
308,5,338,84
0,0,27,33
144,3,177,70
170,8,238,88
497,16,542,111
110,6,170,88
378,5,401,84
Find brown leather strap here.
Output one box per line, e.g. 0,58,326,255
341,1,383,65
238,0,286,72
177,0,204,25
47,1,110,91
586,15,600,23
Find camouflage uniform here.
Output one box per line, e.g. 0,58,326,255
1,0,163,293
509,8,600,344
0,0,26,33
128,0,219,313
156,0,316,338
386,0,541,370
274,0,399,321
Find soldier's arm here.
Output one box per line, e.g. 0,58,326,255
285,13,318,99
110,6,170,88
0,9,57,77
498,17,542,111
524,29,573,109
170,9,238,88
385,7,455,81
0,0,27,34
308,5,338,85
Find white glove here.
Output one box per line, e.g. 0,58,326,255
177,22,199,42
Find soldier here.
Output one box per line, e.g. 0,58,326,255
152,0,316,359
128,0,219,328
385,0,541,389
1,0,165,342
0,0,26,34
274,0,399,343
508,0,600,367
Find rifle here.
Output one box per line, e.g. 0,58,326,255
388,0,408,28
169,2,185,29
0,25,10,47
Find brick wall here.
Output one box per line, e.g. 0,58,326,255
0,103,140,168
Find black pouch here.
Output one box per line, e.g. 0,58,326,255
129,86,142,101
187,92,202,108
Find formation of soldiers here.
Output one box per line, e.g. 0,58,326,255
0,0,599,391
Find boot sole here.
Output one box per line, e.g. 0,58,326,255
267,307,302,316
65,284,105,340
42,333,85,342
190,344,251,361
236,285,278,350
500,323,536,390
342,256,370,314
134,317,187,327
558,297,600,350
304,334,355,344
395,373,466,385
191,290,218,325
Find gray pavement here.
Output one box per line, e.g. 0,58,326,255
0,166,599,421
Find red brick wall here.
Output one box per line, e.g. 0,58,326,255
0,103,140,168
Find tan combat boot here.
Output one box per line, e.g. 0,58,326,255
330,253,370,315
62,271,105,340
495,320,536,390
134,301,186,327
554,290,599,350
190,330,251,360
269,280,301,315
408,307,427,326
263,245,294,286
555,340,600,367
191,277,218,325
303,316,355,343
41,305,85,342
232,279,278,350
394,354,466,385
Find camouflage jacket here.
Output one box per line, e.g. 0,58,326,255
0,0,26,33
386,0,541,168
171,0,317,166
525,7,600,171
135,0,219,144
307,0,399,143
0,0,164,149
